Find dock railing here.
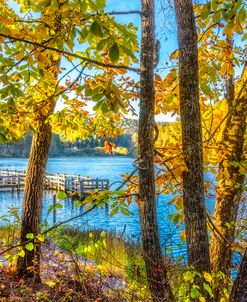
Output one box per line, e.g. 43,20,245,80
0,169,109,198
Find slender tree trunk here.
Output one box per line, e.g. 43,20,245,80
210,59,247,278
16,118,54,280
138,1,175,301
174,0,211,274
230,248,247,302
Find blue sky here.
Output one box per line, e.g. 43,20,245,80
106,0,178,74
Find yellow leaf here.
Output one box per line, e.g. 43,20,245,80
170,49,179,60
233,18,243,34
44,280,56,288
204,272,212,283
155,74,162,82
36,234,45,242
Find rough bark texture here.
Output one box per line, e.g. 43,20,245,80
138,1,175,301
16,119,53,280
174,0,211,273
230,248,247,302
210,61,247,278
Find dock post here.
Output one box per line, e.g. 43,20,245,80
53,194,57,224
57,174,60,190
104,180,109,212
79,180,82,198
71,177,74,193
79,180,85,199
17,175,20,191
77,175,80,195
63,174,67,191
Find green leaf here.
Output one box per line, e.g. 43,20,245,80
26,233,34,239
191,287,201,299
223,19,235,36
0,133,8,143
57,191,67,200
90,21,104,37
183,271,195,283
213,10,222,23
25,242,34,251
238,7,246,22
110,207,119,216
75,243,84,256
203,283,214,298
96,0,106,10
242,32,247,41
109,42,120,63
55,203,63,209
115,190,126,197
166,247,173,253
200,2,211,20
74,200,83,207
120,207,131,216
18,249,25,257
210,167,217,175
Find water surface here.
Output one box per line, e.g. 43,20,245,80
0,157,216,259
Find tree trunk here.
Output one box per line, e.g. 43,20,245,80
16,118,54,280
15,1,65,279
174,0,211,274
210,60,247,278
230,248,247,302
138,1,175,301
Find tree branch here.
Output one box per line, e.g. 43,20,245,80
0,32,140,73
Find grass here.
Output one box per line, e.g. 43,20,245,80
0,222,184,301
49,226,151,300
49,227,144,278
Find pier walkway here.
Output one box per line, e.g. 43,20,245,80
0,169,109,198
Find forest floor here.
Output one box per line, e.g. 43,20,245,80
0,240,133,302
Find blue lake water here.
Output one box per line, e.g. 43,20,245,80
0,157,217,259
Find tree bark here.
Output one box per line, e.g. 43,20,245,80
174,0,211,274
16,49,61,282
210,59,247,278
230,248,247,302
138,1,175,301
16,118,54,280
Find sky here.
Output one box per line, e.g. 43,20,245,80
104,0,178,77
103,0,179,122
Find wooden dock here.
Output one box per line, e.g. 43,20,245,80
0,169,109,198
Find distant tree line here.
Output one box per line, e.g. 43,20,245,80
0,119,138,157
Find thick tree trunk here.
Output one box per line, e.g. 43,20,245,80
138,1,175,301
210,61,247,278
16,119,53,280
230,248,247,302
174,0,211,273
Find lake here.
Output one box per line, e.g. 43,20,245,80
0,157,217,259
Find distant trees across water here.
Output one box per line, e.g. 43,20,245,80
0,119,139,157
